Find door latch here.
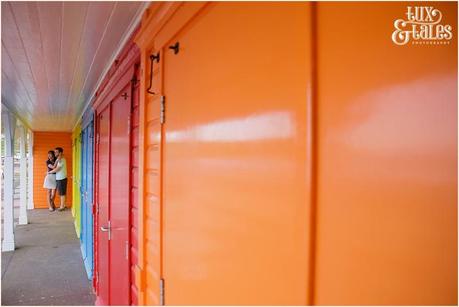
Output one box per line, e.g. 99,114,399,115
100,220,111,240
147,52,160,95
169,42,179,54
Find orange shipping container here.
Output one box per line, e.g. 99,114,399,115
33,132,73,209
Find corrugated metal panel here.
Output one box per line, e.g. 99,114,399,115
32,132,73,209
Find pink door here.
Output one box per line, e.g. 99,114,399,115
97,106,110,305
109,85,131,305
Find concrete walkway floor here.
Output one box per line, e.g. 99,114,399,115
1,209,95,306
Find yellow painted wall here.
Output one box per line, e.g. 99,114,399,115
72,125,82,237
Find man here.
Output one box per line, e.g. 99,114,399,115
48,147,67,211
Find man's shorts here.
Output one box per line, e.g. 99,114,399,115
56,178,68,196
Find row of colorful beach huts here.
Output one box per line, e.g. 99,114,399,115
30,2,457,305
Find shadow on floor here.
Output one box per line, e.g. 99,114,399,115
1,209,95,306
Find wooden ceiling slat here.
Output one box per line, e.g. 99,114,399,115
1,2,146,131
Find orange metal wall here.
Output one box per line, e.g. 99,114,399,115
33,132,73,209
134,1,458,305
314,2,457,305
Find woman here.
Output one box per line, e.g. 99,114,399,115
43,150,57,211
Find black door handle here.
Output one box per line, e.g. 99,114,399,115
147,52,160,95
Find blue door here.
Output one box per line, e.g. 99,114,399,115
80,129,87,259
80,115,94,280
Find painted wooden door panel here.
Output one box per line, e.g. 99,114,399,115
81,120,95,279
86,122,94,279
80,127,88,264
93,39,140,304
314,3,457,305
161,2,311,305
32,132,73,209
142,57,163,305
130,65,141,306
109,84,132,305
133,2,457,305
72,126,82,236
96,106,110,305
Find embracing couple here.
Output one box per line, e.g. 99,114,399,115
43,147,68,212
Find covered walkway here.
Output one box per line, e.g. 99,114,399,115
1,209,95,306
1,1,457,305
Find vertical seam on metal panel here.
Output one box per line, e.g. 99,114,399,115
308,2,319,306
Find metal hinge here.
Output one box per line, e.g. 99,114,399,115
160,278,165,305
160,96,165,124
96,202,99,215
96,271,99,285
96,134,100,144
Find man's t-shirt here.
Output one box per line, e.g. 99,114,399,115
56,157,67,180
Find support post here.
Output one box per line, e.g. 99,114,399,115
27,130,34,209
18,126,28,225
2,111,16,251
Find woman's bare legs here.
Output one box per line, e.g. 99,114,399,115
47,189,53,211
51,189,56,209
47,189,56,211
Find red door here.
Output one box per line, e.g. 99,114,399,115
97,106,110,305
109,85,131,305
96,84,132,305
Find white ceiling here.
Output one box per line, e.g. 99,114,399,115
1,1,147,131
